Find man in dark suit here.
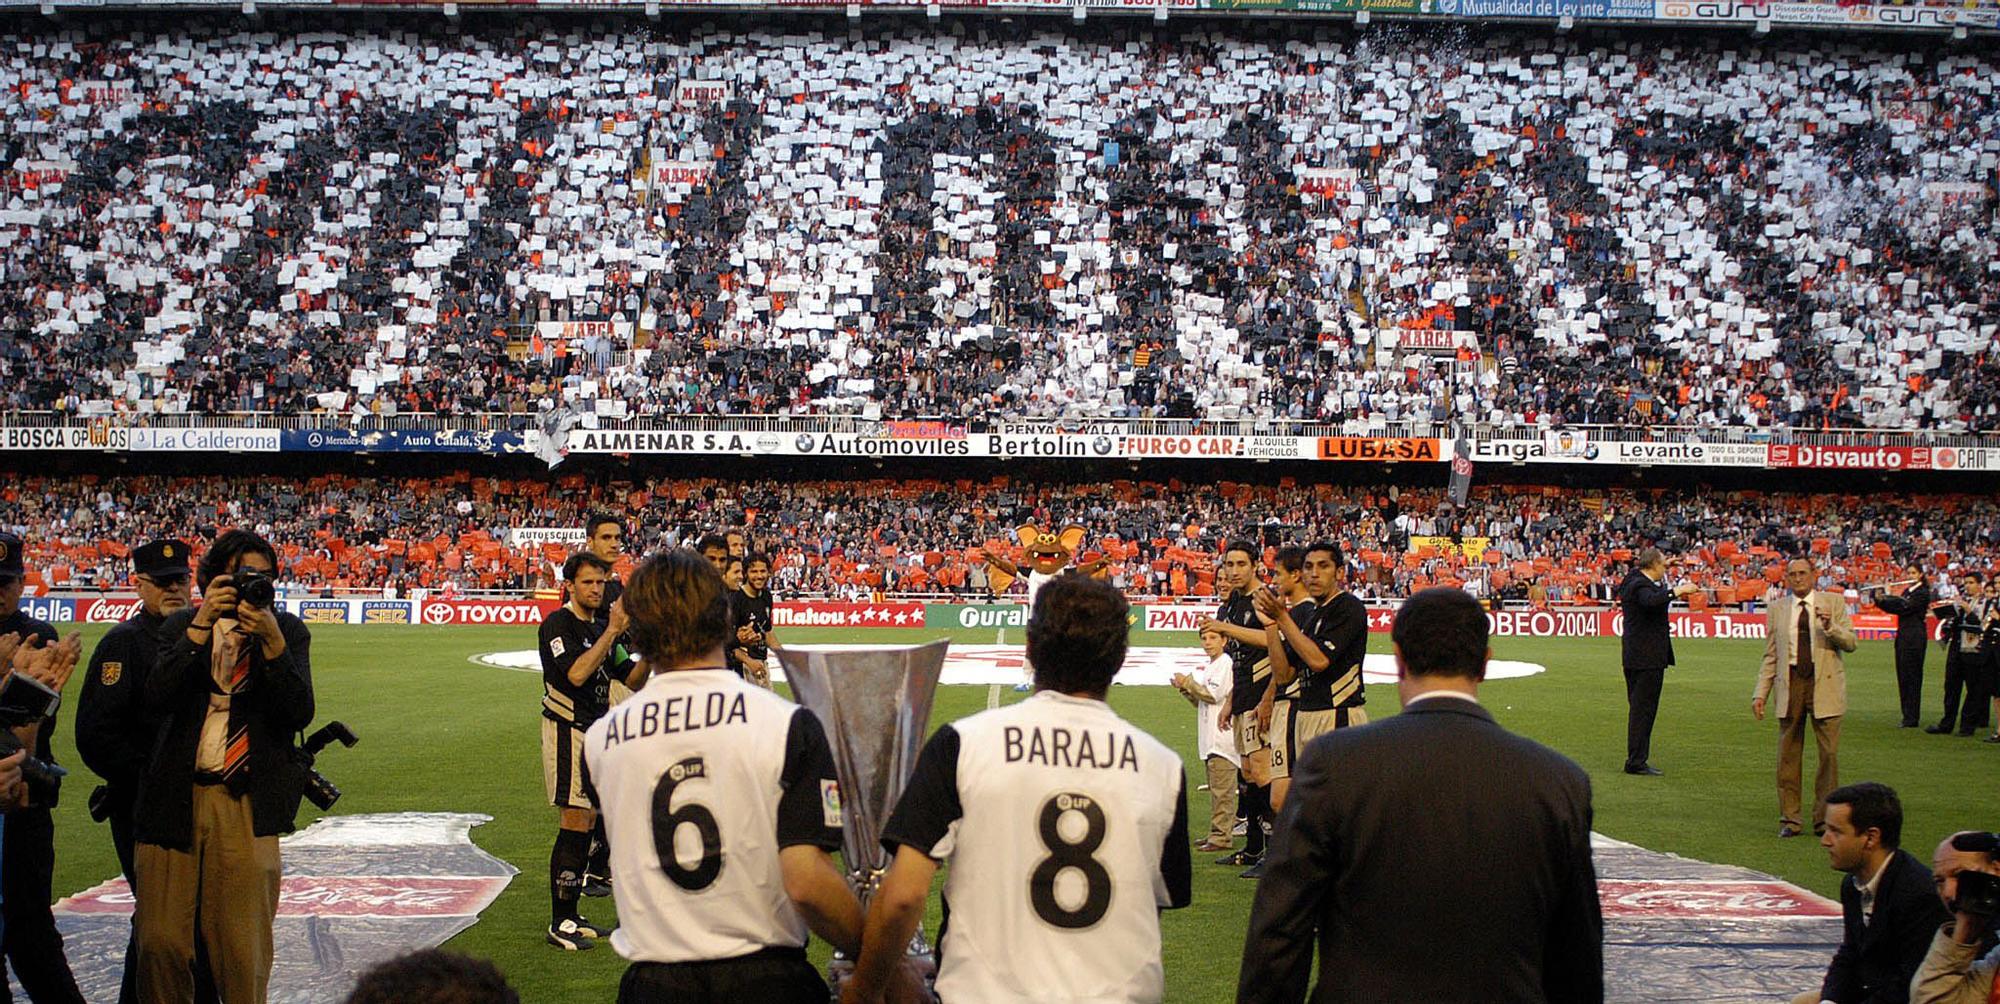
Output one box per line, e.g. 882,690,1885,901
1237,588,1602,1003
1618,547,1695,775
1797,782,1948,1004
132,530,315,1004
0,530,87,1004
1870,570,1933,729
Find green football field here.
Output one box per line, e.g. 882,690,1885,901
38,622,1998,1001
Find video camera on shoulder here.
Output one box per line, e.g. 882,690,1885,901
0,672,67,808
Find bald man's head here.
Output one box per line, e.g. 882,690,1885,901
1932,830,1999,911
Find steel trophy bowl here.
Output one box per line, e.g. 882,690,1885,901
778,641,948,988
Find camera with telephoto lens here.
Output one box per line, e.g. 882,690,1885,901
233,570,276,610
293,721,357,812
1958,869,2000,919
0,673,67,808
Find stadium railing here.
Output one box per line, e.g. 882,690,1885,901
6,411,1997,451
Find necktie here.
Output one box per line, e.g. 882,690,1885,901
1795,598,1814,678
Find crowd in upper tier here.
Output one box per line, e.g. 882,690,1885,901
0,19,1996,431
5,474,1994,603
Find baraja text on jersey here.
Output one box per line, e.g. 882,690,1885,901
1002,726,1140,772
602,693,749,747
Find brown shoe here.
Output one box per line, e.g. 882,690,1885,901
1194,840,1233,852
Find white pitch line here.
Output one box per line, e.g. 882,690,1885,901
987,684,1002,710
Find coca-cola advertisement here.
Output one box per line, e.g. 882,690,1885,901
48,813,516,1003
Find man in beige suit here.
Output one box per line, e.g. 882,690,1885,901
1755,558,1858,839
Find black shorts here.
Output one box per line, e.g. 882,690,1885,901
618,946,824,1004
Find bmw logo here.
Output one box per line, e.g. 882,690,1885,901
1091,436,1114,456
795,434,816,453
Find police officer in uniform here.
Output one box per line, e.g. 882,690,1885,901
78,540,217,1004
0,531,86,1003
80,540,192,880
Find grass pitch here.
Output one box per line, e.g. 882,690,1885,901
41,622,1996,1001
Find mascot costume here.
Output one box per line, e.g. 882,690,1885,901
979,524,1110,691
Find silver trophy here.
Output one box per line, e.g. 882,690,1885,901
778,642,948,988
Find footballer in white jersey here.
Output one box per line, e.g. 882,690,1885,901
843,576,1193,1004
585,548,865,1003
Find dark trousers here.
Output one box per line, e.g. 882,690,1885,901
1624,666,1665,769
1,808,85,1004
1940,651,1991,732
617,947,825,1004
1894,641,1926,726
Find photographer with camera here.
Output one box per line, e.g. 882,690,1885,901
1912,831,2000,1003
132,530,314,1004
0,530,90,1004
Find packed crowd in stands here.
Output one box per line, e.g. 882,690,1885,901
5,473,1996,605
0,19,1996,431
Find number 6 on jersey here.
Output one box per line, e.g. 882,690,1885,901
653,756,723,891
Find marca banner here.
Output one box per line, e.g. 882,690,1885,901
0,425,128,451
419,599,558,626
127,426,281,453
1317,437,1443,463
1768,444,1928,471
283,429,534,454
507,527,591,548
673,80,732,106
1297,167,1362,199
1379,328,1479,355
643,159,714,191
53,813,515,1003
773,601,926,628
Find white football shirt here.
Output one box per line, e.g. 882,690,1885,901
882,691,1192,1003
1026,569,1058,609
583,668,843,964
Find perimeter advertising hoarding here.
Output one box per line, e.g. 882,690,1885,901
283,429,534,454
1466,437,1771,467
1146,604,1925,640
563,428,1327,461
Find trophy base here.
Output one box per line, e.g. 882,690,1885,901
826,931,935,1003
